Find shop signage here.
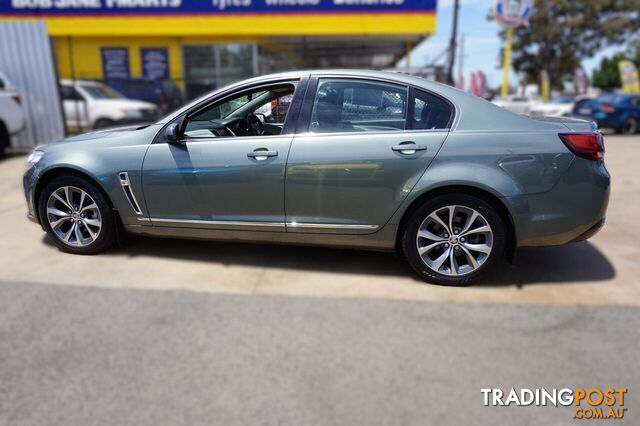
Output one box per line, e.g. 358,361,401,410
141,47,169,80
494,0,532,28
101,47,129,79
1,0,437,15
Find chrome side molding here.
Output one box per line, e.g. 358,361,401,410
146,217,379,231
118,172,143,215
286,222,379,230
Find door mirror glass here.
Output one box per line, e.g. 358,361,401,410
165,123,180,143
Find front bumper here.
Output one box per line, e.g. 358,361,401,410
23,163,40,225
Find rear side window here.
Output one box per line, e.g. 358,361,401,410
309,79,407,133
411,89,452,130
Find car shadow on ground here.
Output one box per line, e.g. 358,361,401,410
64,234,615,287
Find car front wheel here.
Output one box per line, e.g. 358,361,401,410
38,176,116,254
402,194,507,285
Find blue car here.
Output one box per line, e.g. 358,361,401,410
573,93,640,134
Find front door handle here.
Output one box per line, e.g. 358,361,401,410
392,141,427,155
247,148,278,161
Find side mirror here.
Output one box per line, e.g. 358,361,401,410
164,123,180,143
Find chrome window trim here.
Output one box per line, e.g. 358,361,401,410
293,129,450,138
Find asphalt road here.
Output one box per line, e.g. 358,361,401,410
0,281,638,426
1,134,639,425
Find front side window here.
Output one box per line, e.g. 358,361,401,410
183,83,296,138
412,89,452,130
309,79,407,133
61,85,83,101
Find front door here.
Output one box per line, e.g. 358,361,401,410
285,77,452,234
142,81,301,232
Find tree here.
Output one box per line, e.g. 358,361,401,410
592,52,640,91
496,0,639,90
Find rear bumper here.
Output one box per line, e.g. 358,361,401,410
506,157,610,247
570,217,606,243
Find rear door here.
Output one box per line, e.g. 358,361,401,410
285,77,453,234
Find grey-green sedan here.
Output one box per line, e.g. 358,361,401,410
23,70,609,285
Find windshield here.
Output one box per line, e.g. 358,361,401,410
80,84,124,100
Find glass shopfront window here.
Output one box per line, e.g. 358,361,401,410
182,43,257,101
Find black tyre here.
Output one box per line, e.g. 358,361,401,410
0,122,9,159
94,119,116,130
619,117,638,135
401,193,507,286
38,175,116,255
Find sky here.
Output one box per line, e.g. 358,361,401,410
398,0,623,90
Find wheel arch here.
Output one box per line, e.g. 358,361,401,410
34,166,115,224
395,185,517,263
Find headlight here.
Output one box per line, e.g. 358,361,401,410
26,150,44,168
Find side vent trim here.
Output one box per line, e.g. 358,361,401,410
118,172,143,215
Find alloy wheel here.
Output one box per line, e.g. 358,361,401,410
416,205,493,276
46,186,102,247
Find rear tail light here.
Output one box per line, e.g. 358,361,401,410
600,103,615,113
559,132,605,161
11,94,21,105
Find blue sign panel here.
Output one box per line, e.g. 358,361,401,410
141,47,169,80
101,47,130,79
1,0,437,15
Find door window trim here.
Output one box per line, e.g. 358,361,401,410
153,77,307,144
296,75,456,136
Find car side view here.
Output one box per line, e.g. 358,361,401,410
24,70,610,285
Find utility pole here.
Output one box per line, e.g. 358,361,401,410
446,0,460,86
457,33,465,88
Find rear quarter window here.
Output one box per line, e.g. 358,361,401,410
411,89,453,130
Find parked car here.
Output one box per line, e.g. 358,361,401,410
0,73,25,157
529,95,592,118
25,70,609,285
105,78,184,113
60,80,159,132
572,93,640,134
492,94,539,115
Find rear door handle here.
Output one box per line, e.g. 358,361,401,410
247,148,278,161
392,141,427,155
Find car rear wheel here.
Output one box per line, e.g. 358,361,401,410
401,194,507,285
619,117,638,135
38,176,116,254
